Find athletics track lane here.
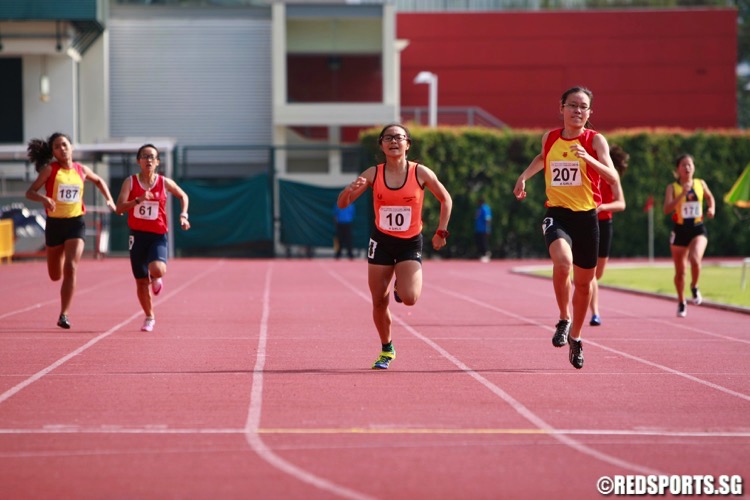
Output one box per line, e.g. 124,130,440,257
0,257,747,499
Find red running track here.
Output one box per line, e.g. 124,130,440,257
0,257,748,499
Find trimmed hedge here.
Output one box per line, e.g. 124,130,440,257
361,127,750,259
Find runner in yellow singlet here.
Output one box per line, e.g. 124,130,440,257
663,154,715,318
513,87,620,369
25,132,117,329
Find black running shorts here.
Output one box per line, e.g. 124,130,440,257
542,207,599,269
367,227,423,266
670,223,707,247
45,215,85,247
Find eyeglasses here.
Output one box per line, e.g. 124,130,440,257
563,103,591,112
382,134,408,143
139,154,157,161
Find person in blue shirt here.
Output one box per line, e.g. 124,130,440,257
333,202,356,259
474,197,492,262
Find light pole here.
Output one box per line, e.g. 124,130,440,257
413,71,438,127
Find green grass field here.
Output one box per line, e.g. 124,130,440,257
530,262,750,309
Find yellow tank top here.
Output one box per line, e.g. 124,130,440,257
543,128,601,211
672,179,704,225
45,162,86,218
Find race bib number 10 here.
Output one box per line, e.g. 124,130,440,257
379,206,412,232
134,200,159,220
56,184,81,203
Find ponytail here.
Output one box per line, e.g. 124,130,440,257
26,139,53,172
26,132,70,172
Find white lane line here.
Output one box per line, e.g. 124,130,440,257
326,269,662,476
0,262,223,405
434,284,750,402
0,275,128,321
243,264,374,500
1,427,749,438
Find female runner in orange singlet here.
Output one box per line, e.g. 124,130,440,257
337,124,452,369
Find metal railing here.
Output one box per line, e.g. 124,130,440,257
401,106,507,128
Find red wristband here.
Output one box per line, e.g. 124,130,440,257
435,229,449,239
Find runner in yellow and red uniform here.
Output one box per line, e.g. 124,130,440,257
115,144,190,333
25,132,117,329
514,87,620,369
337,123,452,369
589,144,628,327
663,154,715,318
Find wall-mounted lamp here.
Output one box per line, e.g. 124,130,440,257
40,56,50,102
413,71,438,127
55,21,62,52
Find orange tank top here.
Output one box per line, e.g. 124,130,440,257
372,162,425,238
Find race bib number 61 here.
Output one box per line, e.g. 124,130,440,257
134,200,159,220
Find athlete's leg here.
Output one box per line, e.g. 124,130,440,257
59,238,84,316
670,244,689,304
589,256,608,317
570,265,596,341
687,235,708,290
392,260,422,306
368,264,395,345
548,238,572,321
46,244,65,281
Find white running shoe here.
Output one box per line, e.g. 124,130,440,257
141,317,156,332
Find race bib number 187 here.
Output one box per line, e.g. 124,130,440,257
56,184,81,203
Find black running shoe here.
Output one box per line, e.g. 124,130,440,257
57,314,71,329
568,337,584,369
677,301,687,318
393,281,402,303
691,287,702,305
552,319,570,347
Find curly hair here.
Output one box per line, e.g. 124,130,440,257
26,132,70,172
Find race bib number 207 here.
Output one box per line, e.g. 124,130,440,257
550,161,582,187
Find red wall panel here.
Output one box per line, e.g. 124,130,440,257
398,9,737,130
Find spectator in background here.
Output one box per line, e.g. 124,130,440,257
589,144,628,326
25,132,117,329
474,196,492,262
663,154,715,318
333,202,355,260
115,143,190,332
513,86,619,369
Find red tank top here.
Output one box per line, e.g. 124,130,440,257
372,162,425,238
597,179,614,221
127,174,168,234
